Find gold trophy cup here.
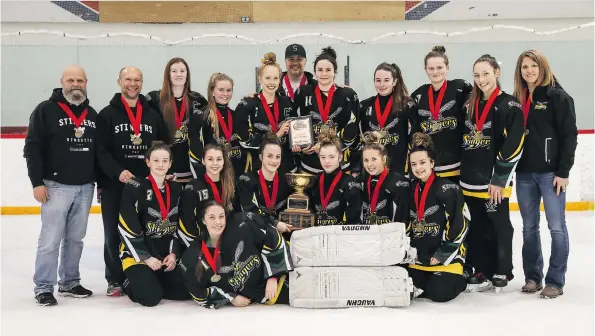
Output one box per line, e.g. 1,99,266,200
279,172,316,229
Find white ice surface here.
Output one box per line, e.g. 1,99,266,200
1,212,594,336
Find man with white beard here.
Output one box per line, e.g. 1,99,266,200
24,65,98,306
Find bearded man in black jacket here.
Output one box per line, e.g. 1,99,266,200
24,65,97,306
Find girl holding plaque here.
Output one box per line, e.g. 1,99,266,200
178,143,236,248
146,57,208,184
357,62,417,176
118,141,190,307
460,54,525,292
292,46,359,174
406,132,469,303
360,132,409,225
178,201,294,309
237,132,294,233
309,130,363,226
188,73,252,179
237,52,296,174
410,46,473,183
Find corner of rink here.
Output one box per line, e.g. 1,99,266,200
1,134,593,214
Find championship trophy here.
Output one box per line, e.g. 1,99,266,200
279,172,316,229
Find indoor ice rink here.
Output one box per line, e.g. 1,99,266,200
1,1,594,335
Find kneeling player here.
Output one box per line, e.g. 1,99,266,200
118,142,190,307
178,201,294,309
406,133,469,302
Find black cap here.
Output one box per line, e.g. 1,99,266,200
285,44,306,59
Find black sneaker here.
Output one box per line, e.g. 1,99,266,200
36,292,58,306
58,285,93,298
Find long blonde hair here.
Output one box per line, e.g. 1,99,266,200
513,50,556,103
206,72,234,139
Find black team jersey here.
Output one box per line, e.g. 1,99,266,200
237,170,293,223
411,79,473,178
307,168,363,225
293,84,359,174
407,175,470,275
360,169,410,225
460,91,525,198
118,178,183,271
235,94,297,174
278,71,317,101
178,212,293,309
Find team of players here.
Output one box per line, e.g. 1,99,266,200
24,43,577,307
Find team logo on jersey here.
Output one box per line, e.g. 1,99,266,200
173,120,189,144
534,101,548,110
146,206,178,237
218,241,261,292
462,120,491,150
368,118,401,146
485,200,498,212
409,207,440,238
418,100,457,135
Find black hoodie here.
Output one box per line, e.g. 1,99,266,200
24,88,98,188
516,82,578,178
96,93,167,187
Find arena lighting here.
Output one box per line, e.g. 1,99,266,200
2,22,593,45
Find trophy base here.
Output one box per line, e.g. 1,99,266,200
279,210,315,230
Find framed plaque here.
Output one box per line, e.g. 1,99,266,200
288,116,314,149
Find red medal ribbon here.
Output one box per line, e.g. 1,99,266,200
173,97,187,129
259,93,280,132
374,95,394,129
201,240,220,274
284,74,307,100
315,85,336,124
204,173,222,204
258,170,279,212
522,89,531,127
474,87,500,132
215,106,233,142
414,173,436,222
57,102,88,128
427,80,448,120
319,171,343,212
148,175,171,221
367,168,389,214
120,95,143,136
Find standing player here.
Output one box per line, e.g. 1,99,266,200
293,46,359,174
96,66,168,297
460,54,525,292
513,50,577,299
278,44,317,101
24,65,97,306
411,46,473,183
146,57,208,184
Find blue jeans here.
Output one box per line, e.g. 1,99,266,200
33,180,94,295
516,172,569,288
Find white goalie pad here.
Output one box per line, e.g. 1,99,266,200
290,222,412,267
289,266,413,308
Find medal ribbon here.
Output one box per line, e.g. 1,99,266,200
201,241,220,274
521,89,531,127
366,168,389,214
57,102,88,128
427,80,448,121
475,86,500,132
204,173,222,204
173,97,188,129
148,174,171,221
120,95,143,136
284,74,307,101
259,93,280,132
374,95,394,129
258,170,279,212
319,171,343,212
315,85,336,124
215,106,233,142
414,173,436,222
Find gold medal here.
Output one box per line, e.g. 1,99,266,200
524,129,530,136
74,127,84,138
377,129,388,139
175,129,183,140
369,213,377,225
131,134,142,145
413,220,425,235
431,121,441,132
211,274,221,283
320,124,330,133
473,129,483,142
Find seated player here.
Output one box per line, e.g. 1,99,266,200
360,131,409,224
309,130,362,225
118,141,189,307
178,201,294,309
406,132,469,302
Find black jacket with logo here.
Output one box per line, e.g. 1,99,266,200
307,168,363,225
24,88,98,187
360,170,410,225
237,170,293,223
516,82,578,178
277,71,317,100
96,93,168,187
